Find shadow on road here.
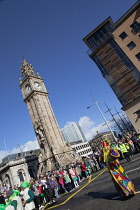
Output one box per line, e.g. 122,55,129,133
84,191,135,201
132,177,140,190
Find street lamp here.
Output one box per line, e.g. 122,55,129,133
18,144,30,181
87,95,117,143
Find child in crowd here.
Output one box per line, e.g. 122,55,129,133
69,166,79,188
58,175,67,193
49,174,60,198
64,171,74,192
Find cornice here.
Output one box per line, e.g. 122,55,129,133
24,90,48,102
20,75,43,88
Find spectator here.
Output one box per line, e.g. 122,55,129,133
32,180,43,210
69,166,79,188
0,193,5,206
20,181,35,210
58,175,67,193
49,174,60,198
119,141,131,162
127,138,135,155
131,132,140,153
5,190,23,210
1,184,8,193
80,162,88,178
64,171,74,192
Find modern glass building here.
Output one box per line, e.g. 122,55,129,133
83,1,140,131
61,122,87,143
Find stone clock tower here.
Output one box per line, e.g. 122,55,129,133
19,58,75,173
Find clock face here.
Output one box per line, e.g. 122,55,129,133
34,82,41,90
25,84,31,93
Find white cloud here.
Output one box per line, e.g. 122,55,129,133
79,116,95,132
64,121,75,127
0,151,9,162
0,140,39,161
78,116,109,141
63,116,110,141
0,115,117,161
21,140,39,152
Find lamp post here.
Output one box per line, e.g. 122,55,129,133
4,139,9,161
18,144,30,181
87,95,117,143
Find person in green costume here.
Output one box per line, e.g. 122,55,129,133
20,182,35,210
5,190,23,210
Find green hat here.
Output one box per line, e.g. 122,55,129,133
0,204,5,210
13,190,20,196
20,181,30,188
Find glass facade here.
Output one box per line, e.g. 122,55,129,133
61,122,87,143
86,21,114,54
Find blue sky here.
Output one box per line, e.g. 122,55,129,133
0,0,137,159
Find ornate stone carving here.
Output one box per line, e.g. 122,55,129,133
37,153,44,175
19,77,23,84
20,58,34,78
34,120,46,144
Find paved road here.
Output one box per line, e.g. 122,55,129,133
44,153,140,210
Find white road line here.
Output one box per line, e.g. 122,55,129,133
127,167,140,173
131,157,140,162
136,191,140,194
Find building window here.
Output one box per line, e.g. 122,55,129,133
87,21,114,52
119,32,128,40
18,172,24,182
127,41,136,50
135,53,140,61
130,21,140,34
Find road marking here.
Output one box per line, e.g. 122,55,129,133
136,191,140,194
45,168,107,210
132,157,140,162
122,156,140,165
126,167,140,173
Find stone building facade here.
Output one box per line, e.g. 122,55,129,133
0,150,39,189
89,131,115,152
83,1,140,131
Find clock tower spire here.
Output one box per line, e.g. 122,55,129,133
21,57,34,77
19,58,75,173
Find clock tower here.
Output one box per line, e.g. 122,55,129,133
19,58,75,173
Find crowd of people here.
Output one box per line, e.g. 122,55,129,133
0,157,101,210
0,131,140,210
112,131,140,162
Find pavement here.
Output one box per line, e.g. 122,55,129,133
43,153,140,210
